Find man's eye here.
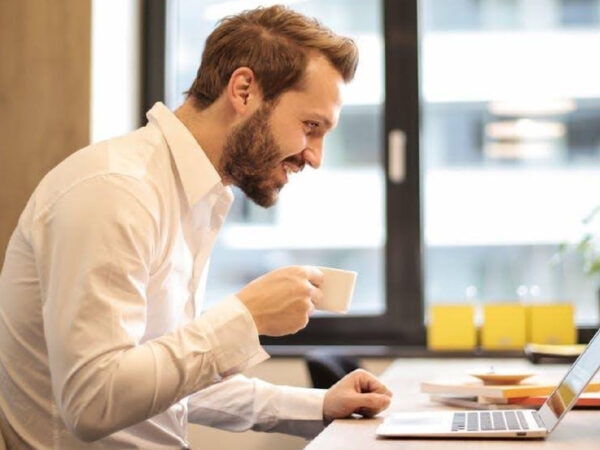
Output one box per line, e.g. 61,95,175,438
305,121,319,131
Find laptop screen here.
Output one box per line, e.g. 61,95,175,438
538,329,600,431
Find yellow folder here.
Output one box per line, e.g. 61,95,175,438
481,303,527,350
427,304,477,351
526,303,576,345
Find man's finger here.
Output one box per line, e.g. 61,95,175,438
353,393,391,416
303,265,324,286
354,370,393,396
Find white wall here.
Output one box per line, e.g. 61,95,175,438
90,0,141,143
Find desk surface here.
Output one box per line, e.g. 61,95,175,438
305,358,600,449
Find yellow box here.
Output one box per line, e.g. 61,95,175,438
526,303,576,345
427,304,477,350
481,303,526,350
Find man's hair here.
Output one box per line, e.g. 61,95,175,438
186,5,359,109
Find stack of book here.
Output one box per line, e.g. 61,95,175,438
421,375,600,410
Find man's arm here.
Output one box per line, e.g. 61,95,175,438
187,374,327,438
187,370,392,438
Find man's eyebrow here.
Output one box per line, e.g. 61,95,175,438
312,114,335,129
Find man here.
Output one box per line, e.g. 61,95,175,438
0,5,392,449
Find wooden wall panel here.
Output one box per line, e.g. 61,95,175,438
0,0,91,265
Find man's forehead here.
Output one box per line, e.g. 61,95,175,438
291,65,344,124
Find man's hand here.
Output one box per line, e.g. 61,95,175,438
236,265,324,336
323,369,392,424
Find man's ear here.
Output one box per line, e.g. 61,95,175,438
228,67,261,114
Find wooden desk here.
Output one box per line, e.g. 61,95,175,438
305,358,600,449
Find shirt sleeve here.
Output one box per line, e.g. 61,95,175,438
30,175,267,442
187,374,326,439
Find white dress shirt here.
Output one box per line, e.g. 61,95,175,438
0,102,325,449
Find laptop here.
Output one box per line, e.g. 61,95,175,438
376,328,600,439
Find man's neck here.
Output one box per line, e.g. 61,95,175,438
174,96,230,173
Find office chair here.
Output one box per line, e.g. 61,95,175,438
304,350,361,389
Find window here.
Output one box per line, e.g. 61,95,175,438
143,0,600,346
420,0,600,331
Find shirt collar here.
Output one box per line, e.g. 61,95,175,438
146,101,225,206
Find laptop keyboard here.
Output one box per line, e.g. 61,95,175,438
451,411,534,432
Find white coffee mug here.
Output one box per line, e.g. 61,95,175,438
317,267,357,313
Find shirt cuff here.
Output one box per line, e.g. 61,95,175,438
253,380,327,438
273,385,326,421
201,295,269,377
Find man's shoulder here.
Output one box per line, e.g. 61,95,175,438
31,125,175,218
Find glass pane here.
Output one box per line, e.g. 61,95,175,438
165,0,385,314
420,0,600,325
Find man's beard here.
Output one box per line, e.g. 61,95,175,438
221,104,285,208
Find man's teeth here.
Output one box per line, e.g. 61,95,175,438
283,162,300,174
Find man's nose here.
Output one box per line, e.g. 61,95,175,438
303,138,323,169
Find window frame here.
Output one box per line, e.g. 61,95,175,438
141,0,424,346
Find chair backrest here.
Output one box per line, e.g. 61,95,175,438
304,351,361,389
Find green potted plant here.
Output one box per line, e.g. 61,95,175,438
559,205,600,277
556,205,600,324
